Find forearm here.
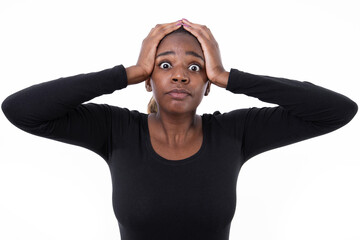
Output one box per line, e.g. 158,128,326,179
2,65,127,128
125,65,150,85
212,71,230,88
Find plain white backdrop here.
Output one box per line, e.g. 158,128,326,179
1,0,359,239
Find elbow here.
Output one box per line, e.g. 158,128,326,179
2,94,18,126
336,97,358,127
2,96,13,121
344,99,358,123
312,97,357,134
2,94,28,129
2,94,51,136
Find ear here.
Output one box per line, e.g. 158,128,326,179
145,78,152,92
204,81,211,96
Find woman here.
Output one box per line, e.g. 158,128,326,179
2,19,357,240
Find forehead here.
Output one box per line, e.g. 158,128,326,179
157,33,203,55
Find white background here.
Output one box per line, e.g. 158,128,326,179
1,0,359,239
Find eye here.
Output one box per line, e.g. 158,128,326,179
189,64,201,72
159,62,172,69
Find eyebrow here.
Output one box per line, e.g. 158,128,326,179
156,51,204,61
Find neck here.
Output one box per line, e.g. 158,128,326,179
151,110,200,146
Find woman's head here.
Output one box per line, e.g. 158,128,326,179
158,26,201,49
146,26,210,114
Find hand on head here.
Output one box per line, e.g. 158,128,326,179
180,19,228,87
133,20,183,84
128,19,228,88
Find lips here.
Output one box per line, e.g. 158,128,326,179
167,88,191,100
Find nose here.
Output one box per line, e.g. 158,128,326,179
172,77,189,84
171,68,189,84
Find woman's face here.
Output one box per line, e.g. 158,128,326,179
147,33,210,115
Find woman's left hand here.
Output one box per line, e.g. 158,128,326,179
181,19,229,88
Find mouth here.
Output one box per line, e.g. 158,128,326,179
167,88,191,100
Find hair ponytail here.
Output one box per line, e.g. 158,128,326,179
147,96,158,114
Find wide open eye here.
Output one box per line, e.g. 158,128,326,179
189,64,201,72
159,62,172,69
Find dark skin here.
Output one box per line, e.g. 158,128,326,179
126,19,230,160
147,33,208,160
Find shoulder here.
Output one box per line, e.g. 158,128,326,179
202,108,250,124
202,109,251,140
90,104,148,138
202,107,280,143
82,103,146,124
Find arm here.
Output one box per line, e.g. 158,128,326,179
2,65,128,160
225,69,358,161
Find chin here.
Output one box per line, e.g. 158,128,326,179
158,99,200,115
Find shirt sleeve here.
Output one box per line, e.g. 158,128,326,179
1,65,128,161
223,68,358,162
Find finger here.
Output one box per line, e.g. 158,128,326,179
150,21,183,39
152,20,182,29
145,20,182,42
181,23,212,53
181,19,215,42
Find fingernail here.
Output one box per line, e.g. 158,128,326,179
182,18,189,22
176,23,182,26
183,24,190,28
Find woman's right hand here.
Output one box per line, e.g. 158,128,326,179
126,20,182,85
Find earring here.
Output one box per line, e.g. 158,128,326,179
205,89,209,96
146,85,152,92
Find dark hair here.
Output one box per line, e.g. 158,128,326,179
158,25,200,47
147,26,200,114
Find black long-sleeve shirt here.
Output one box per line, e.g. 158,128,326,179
2,65,357,240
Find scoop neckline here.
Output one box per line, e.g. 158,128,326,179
142,113,207,166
